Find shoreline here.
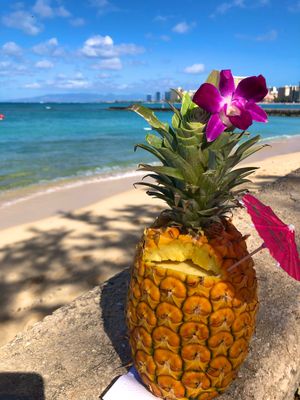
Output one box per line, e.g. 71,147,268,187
0,135,299,230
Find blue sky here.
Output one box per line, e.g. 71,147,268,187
0,0,299,100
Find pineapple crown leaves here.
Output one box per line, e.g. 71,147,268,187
131,71,268,230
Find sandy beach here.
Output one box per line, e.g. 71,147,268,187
0,137,299,347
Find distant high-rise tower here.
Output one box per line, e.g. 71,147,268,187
155,91,161,102
146,94,152,102
164,91,171,101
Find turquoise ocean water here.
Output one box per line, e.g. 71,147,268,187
0,102,299,195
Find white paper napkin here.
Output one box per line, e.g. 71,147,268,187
102,367,158,400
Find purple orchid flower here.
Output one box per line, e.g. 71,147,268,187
193,69,268,142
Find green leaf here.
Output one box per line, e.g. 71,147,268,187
142,173,173,186
172,113,181,129
182,120,206,134
135,182,171,197
240,144,270,162
197,207,220,216
146,191,172,204
134,143,165,163
158,148,198,183
167,101,181,117
234,135,261,159
130,104,175,144
223,167,258,187
138,164,185,181
146,134,162,148
208,149,217,170
136,181,187,200
180,92,198,117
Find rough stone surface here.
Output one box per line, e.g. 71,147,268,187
0,170,299,400
0,273,131,400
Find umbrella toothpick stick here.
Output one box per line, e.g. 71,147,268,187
228,243,266,272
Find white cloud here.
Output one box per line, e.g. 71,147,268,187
2,41,23,57
153,14,173,22
172,21,195,34
56,5,71,17
210,0,270,16
48,37,58,46
24,82,41,89
35,59,54,69
214,0,245,15
89,0,119,15
160,35,171,42
32,0,71,18
236,29,278,41
0,61,11,69
40,74,92,89
117,83,130,90
32,37,64,56
0,61,12,76
0,61,28,76
184,63,205,74
2,10,42,35
115,43,144,55
33,0,54,17
256,29,278,41
80,35,144,58
56,79,91,89
146,33,171,42
70,17,85,26
56,77,91,89
81,35,114,57
97,72,110,78
92,57,122,70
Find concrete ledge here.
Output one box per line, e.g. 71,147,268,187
0,262,299,400
0,171,299,400
0,271,131,400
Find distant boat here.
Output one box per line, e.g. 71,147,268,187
45,106,51,110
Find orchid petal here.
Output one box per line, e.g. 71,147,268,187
219,69,235,97
228,108,253,130
235,75,268,102
245,101,268,122
193,83,223,114
206,114,226,142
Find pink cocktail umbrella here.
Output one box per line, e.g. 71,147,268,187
229,193,300,281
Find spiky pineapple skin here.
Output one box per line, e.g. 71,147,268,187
126,221,258,400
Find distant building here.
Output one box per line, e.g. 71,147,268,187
161,76,300,105
146,94,152,102
183,76,246,102
164,91,171,101
155,92,161,102
163,89,181,102
264,86,278,103
277,85,300,102
169,87,184,102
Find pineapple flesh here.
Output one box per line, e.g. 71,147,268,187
126,71,263,399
